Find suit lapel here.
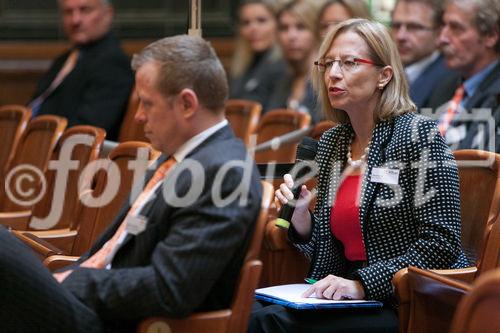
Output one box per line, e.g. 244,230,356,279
464,63,500,111
114,126,234,252
359,120,393,240
322,125,350,237
117,154,170,248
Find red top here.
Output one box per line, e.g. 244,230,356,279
330,174,367,261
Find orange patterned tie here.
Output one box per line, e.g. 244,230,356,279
81,157,176,269
439,84,465,136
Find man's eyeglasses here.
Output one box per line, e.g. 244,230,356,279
314,57,382,73
390,22,435,33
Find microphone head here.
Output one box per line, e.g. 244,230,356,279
296,136,318,161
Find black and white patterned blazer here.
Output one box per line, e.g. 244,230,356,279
291,113,469,301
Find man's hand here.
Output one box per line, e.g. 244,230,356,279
302,274,365,300
53,270,73,283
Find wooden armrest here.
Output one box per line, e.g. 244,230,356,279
28,228,78,253
393,266,476,333
393,266,477,303
392,268,410,333
11,230,64,259
137,310,231,333
429,267,477,283
0,210,32,230
28,228,78,238
43,255,79,272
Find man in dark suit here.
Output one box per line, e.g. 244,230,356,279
0,35,262,332
428,0,499,152
30,0,133,140
390,0,458,109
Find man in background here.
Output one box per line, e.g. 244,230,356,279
391,0,458,109
0,35,262,332
31,0,133,140
429,0,499,152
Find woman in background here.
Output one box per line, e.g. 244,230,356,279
230,0,286,111
317,0,372,38
267,0,321,123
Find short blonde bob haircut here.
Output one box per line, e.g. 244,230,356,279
312,18,416,124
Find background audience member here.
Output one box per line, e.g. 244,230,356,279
391,0,458,109
429,0,499,152
230,0,286,111
267,0,322,123
317,0,372,39
30,0,134,141
0,35,262,333
250,18,468,333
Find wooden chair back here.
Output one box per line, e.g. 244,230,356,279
453,150,500,265
225,99,262,146
0,115,67,212
137,181,275,333
449,268,500,333
310,120,336,140
27,125,106,231
72,141,160,255
254,109,311,163
118,86,148,143
0,105,31,176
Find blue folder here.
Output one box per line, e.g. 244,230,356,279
254,284,383,310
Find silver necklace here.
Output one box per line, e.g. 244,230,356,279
347,137,371,168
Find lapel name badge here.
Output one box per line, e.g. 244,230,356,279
125,215,148,235
370,167,400,185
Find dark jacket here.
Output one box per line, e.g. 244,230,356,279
62,125,263,331
428,62,500,152
291,113,469,302
230,47,287,111
33,33,134,140
410,54,459,109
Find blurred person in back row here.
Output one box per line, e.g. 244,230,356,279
249,18,468,333
30,0,133,140
317,0,371,39
230,0,287,111
390,0,458,109
428,0,499,152
267,0,322,123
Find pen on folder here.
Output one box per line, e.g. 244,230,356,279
304,278,317,284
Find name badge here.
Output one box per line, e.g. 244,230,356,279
371,167,400,185
125,215,148,235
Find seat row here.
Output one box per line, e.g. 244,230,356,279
262,149,500,333
6,104,497,332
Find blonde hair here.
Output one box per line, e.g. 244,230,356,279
231,0,281,78
312,18,416,123
317,0,372,37
277,0,320,36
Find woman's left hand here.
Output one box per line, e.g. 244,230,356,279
302,275,365,300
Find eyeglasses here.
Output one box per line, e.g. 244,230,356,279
390,22,435,33
314,57,382,73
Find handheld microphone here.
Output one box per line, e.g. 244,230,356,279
275,136,318,229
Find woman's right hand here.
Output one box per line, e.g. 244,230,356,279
275,174,313,238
